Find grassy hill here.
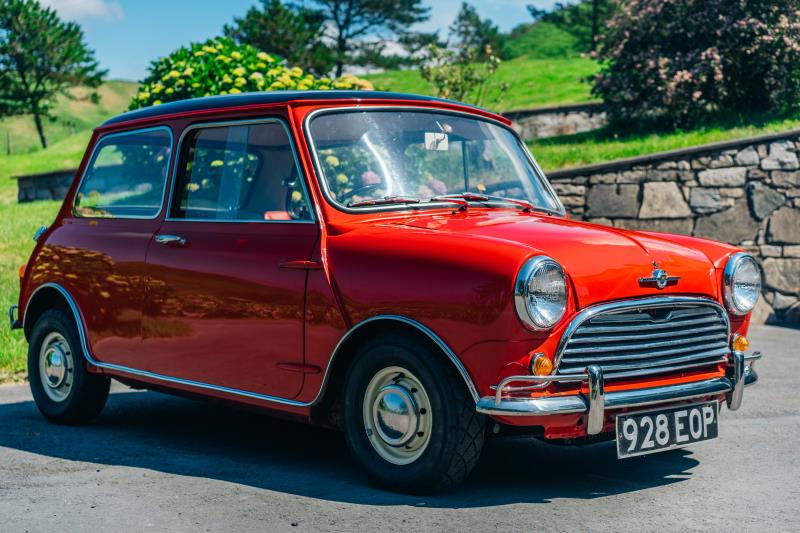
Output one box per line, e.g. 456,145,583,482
502,20,583,60
0,81,136,380
0,185,59,380
0,80,138,156
365,56,600,112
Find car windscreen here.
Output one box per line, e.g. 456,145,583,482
307,109,562,212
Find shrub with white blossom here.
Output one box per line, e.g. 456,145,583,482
129,37,372,110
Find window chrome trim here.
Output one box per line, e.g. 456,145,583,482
71,125,174,220
302,105,566,216
23,283,479,407
553,296,730,373
164,117,316,224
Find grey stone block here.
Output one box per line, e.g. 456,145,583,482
697,167,748,187
586,184,640,218
763,258,800,294
767,207,800,244
747,182,785,220
772,170,800,188
734,146,760,166
693,199,759,244
639,182,692,218
761,141,799,170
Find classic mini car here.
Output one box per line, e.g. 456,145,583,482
10,91,763,493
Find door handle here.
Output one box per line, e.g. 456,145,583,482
154,234,187,246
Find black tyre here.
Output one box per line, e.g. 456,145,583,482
342,333,486,493
28,310,110,424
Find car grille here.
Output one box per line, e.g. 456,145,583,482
555,301,730,380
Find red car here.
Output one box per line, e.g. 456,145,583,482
10,91,762,493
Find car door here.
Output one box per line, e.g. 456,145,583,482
141,118,318,399
48,127,173,368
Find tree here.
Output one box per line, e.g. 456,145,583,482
420,44,507,107
418,7,508,107
308,0,429,77
0,0,105,148
450,2,503,60
593,0,800,128
129,37,373,111
223,0,334,76
527,0,616,52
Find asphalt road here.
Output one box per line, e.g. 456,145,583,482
0,325,798,532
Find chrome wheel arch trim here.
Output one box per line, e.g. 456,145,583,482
23,283,479,407
317,315,480,403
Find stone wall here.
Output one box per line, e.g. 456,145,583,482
546,130,800,327
13,169,76,202
504,103,607,140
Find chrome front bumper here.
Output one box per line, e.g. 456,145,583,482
8,305,20,330
476,351,761,435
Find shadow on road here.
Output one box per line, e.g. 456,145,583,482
0,386,698,507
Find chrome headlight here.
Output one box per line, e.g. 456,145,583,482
723,253,761,316
514,256,567,330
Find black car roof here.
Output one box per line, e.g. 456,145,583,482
102,90,488,126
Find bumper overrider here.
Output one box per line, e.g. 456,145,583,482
476,350,761,435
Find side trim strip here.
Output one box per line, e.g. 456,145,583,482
24,283,479,406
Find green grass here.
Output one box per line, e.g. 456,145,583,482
502,21,582,60
0,182,60,381
0,82,133,380
0,80,137,155
0,131,91,180
365,56,600,112
530,112,800,171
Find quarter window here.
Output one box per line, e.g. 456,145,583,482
74,128,172,218
170,121,312,221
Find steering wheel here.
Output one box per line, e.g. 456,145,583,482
338,182,382,203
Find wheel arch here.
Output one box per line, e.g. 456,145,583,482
23,284,81,341
311,315,479,425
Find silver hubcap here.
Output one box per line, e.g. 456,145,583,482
39,332,74,402
363,366,432,465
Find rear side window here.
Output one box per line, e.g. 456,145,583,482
74,128,172,218
169,121,312,221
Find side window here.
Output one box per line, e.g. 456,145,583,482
74,128,172,218
170,121,312,221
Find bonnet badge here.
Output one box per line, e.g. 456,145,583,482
639,261,680,289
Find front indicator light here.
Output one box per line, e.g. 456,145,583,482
18,263,27,279
732,334,749,352
530,353,554,376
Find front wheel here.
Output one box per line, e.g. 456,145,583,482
342,334,486,493
28,310,110,424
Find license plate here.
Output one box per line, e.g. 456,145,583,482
615,401,719,459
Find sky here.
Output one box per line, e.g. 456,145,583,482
39,0,559,81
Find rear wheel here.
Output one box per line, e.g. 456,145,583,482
342,333,486,493
28,310,110,424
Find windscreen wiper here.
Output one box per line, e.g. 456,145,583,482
348,196,421,208
430,193,553,214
